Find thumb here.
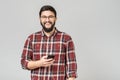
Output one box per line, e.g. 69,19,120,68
42,55,47,59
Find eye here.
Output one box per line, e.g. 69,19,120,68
41,16,47,19
41,16,55,19
48,16,55,19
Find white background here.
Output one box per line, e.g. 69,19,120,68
0,0,120,80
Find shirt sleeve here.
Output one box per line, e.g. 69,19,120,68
21,37,33,70
65,36,77,78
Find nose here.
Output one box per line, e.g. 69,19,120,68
45,17,50,22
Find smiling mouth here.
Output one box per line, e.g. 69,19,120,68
46,22,51,24
44,21,52,24
44,22,52,26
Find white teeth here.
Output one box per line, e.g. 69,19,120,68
46,23,51,24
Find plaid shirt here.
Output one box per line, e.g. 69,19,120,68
21,28,77,80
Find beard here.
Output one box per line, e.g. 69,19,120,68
40,21,55,33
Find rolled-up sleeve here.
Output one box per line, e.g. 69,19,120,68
21,37,33,70
66,37,77,78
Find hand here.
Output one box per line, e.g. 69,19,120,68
38,56,55,67
67,77,75,80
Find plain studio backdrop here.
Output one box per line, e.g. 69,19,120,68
0,0,120,80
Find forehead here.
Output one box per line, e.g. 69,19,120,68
41,10,55,16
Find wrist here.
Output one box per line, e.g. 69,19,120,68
36,60,42,67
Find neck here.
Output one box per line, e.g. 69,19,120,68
44,27,55,37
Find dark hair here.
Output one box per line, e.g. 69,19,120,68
39,5,57,17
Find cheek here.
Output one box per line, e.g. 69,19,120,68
51,20,56,24
40,20,45,25
40,19,44,23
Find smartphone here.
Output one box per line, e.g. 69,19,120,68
47,54,55,59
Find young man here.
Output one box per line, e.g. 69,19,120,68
21,5,77,80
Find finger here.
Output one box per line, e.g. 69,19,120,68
42,56,47,59
45,60,54,65
46,58,53,62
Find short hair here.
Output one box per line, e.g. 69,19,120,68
39,5,57,17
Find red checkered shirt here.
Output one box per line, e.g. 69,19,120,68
21,28,77,80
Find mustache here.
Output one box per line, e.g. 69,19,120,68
44,21,52,24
